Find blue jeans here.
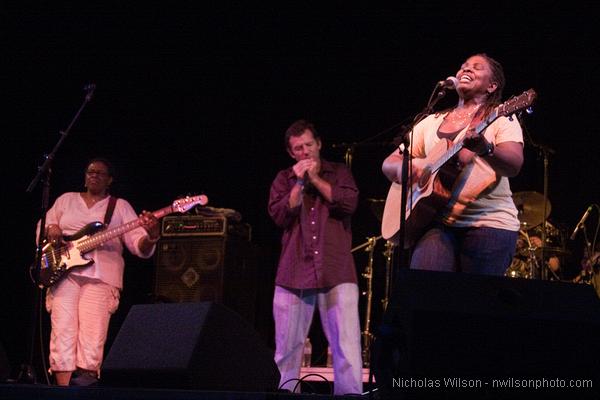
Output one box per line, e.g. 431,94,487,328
410,224,518,276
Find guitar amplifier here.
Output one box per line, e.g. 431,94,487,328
162,215,227,237
161,215,251,240
155,215,255,323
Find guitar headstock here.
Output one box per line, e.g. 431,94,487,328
497,89,537,118
172,195,209,213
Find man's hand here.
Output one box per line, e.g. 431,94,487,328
293,159,318,181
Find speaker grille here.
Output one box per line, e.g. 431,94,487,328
155,237,226,303
153,235,256,323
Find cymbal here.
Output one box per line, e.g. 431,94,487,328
512,191,551,229
534,246,571,258
518,246,571,258
366,198,385,222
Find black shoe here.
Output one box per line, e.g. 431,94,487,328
70,370,98,387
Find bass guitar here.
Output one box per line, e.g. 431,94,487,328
32,195,208,288
381,89,537,247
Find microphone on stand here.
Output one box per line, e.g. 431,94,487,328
437,76,459,90
570,205,593,240
83,83,96,101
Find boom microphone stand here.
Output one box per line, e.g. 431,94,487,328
527,133,555,280
394,83,450,271
22,84,95,383
370,82,451,397
539,143,555,280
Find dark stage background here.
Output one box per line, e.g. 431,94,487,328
2,3,599,380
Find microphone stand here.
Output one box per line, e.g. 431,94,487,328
333,142,355,170
331,141,391,171
394,85,449,272
22,84,95,384
529,140,555,280
369,84,449,397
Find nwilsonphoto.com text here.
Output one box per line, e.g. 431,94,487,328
392,377,594,390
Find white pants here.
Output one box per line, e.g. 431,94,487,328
46,275,120,373
273,283,363,395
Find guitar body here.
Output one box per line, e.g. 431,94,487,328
37,222,105,288
382,138,458,247
442,156,497,225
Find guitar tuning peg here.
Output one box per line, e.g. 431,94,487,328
526,106,534,114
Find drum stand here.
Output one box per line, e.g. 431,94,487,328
381,240,395,312
352,236,378,367
352,236,397,367
521,231,540,279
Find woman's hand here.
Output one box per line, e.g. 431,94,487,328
139,211,160,241
463,129,494,157
46,224,63,244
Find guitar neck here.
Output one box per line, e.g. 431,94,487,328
77,205,174,253
429,109,500,173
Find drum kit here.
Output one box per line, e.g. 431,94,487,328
354,192,594,365
507,192,600,297
505,191,571,280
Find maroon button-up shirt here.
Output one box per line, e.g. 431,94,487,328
268,159,359,289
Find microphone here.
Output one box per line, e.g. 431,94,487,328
570,205,593,240
83,83,96,101
438,76,459,90
302,171,315,192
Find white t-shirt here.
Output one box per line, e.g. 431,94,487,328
43,192,155,289
408,112,524,231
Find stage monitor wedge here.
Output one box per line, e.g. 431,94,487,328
373,269,600,396
102,302,279,392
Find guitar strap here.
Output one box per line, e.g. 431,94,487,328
104,196,118,226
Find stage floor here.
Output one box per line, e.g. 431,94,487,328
0,382,376,399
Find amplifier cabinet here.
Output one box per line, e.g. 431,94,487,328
154,235,256,323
